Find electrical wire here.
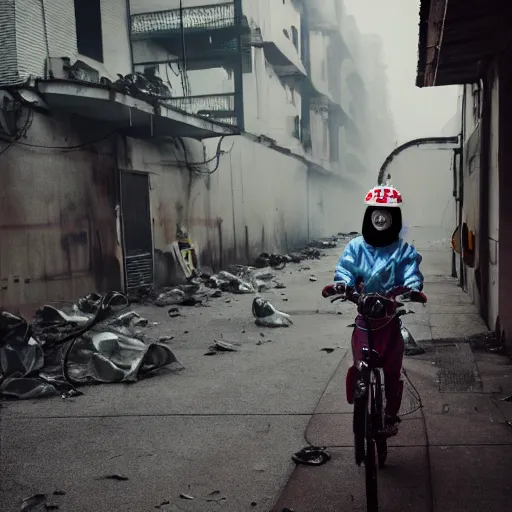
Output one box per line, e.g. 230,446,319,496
0,131,115,151
176,136,234,175
0,104,34,157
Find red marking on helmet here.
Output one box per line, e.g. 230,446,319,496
365,191,373,201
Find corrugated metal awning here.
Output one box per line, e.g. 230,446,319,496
416,0,509,87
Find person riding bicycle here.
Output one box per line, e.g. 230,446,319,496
323,185,426,437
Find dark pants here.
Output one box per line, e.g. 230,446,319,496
350,315,404,418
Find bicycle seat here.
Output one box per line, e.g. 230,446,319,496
361,347,383,368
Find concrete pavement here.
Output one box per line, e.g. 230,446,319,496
1,235,512,511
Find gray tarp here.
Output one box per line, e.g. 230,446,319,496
0,292,179,400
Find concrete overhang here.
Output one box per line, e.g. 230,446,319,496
36,80,238,139
263,42,307,78
416,0,507,87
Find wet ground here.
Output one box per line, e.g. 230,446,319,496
1,232,512,511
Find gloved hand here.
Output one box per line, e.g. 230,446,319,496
409,290,427,304
322,283,346,298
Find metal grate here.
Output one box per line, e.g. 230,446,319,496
166,93,237,125
125,252,153,291
132,3,235,36
436,343,483,393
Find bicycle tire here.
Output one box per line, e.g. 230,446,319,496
353,371,367,466
365,376,379,512
373,369,388,469
353,401,366,466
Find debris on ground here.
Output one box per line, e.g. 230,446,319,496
180,493,194,500
309,276,318,282
401,325,426,356
100,474,129,481
20,494,48,512
292,446,331,466
0,291,180,401
211,340,239,352
252,298,293,328
128,234,351,306
254,252,290,269
320,348,336,354
168,307,181,318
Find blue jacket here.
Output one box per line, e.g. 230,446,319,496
334,236,424,292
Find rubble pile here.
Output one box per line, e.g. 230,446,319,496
130,233,359,307
0,292,179,401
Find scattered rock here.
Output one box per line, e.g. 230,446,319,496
180,493,194,500
168,307,181,318
212,340,239,352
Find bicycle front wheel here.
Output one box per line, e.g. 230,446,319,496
365,374,379,511
365,432,378,511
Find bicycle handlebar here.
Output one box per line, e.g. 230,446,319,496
327,286,426,305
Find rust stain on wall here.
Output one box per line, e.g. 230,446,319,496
0,119,120,314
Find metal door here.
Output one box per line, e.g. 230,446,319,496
121,171,154,291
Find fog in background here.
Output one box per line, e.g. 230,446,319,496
344,0,460,144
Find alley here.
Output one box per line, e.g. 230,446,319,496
1,235,511,512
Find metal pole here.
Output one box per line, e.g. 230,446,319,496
377,136,460,185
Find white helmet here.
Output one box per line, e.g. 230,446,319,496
364,185,402,207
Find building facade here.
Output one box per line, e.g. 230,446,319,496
416,0,512,352
0,0,394,313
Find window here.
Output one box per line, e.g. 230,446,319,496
74,0,103,63
291,26,299,50
292,115,300,140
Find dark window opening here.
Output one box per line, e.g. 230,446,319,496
74,0,103,63
291,26,299,50
292,115,300,140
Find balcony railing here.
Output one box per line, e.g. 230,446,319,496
131,2,237,38
165,93,238,126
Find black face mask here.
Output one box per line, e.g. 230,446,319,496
362,206,402,248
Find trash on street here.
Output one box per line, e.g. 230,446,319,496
252,298,293,327
0,291,180,401
292,446,331,466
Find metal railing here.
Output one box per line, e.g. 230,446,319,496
132,2,236,37
165,93,238,126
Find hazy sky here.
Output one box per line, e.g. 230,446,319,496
344,0,460,144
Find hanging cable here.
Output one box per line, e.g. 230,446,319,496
174,136,233,175
0,130,115,151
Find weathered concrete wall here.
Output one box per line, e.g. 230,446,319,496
308,172,367,237
0,111,121,315
119,134,311,283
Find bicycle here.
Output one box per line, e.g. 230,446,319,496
324,284,426,512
